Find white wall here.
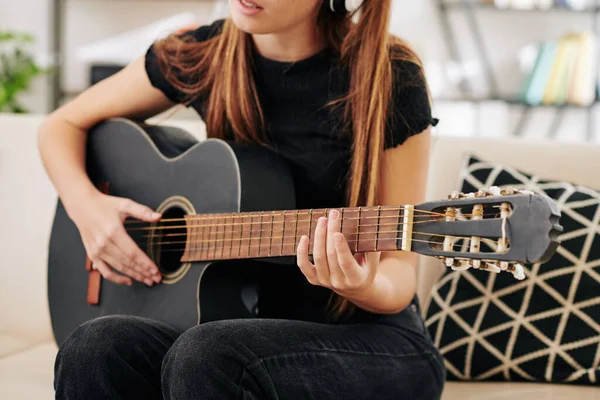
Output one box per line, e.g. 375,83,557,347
1,0,599,142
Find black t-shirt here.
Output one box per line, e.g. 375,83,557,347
145,19,438,324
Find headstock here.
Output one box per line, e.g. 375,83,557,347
410,187,562,280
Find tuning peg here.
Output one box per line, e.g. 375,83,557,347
450,259,472,271
449,191,466,200
489,186,502,196
481,262,502,274
516,189,535,195
474,190,488,198
507,263,526,280
500,261,509,271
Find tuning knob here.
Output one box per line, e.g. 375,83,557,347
482,262,502,274
449,259,472,271
508,263,526,280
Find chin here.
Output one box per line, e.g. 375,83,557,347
230,14,275,35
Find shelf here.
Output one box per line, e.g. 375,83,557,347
444,2,600,13
436,96,599,108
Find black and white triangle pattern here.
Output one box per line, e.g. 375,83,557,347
425,154,600,385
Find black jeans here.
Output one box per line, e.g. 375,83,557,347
54,300,445,399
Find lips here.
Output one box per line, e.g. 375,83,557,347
240,0,262,9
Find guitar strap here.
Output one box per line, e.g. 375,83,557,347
85,181,110,305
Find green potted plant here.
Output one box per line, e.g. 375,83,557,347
0,31,48,113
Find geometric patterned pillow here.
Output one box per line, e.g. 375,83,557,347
425,154,600,385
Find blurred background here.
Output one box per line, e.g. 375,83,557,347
2,3,600,398
2,0,600,141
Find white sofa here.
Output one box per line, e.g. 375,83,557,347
1,113,598,399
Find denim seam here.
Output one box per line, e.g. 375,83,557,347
239,350,436,399
247,348,434,367
239,358,280,400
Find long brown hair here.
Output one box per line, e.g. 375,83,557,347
153,0,425,317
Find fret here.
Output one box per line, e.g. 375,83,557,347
240,213,251,258
183,216,193,261
186,216,194,261
356,207,362,252
259,211,270,257
268,212,274,257
271,211,284,257
223,215,231,260
200,216,208,260
235,215,244,258
203,216,212,260
358,208,378,252
279,210,286,257
339,208,344,241
297,210,311,253
282,210,297,256
257,212,263,257
375,206,381,251
207,215,216,261
230,214,235,259
377,206,401,252
217,215,225,260
308,209,313,253
250,212,261,258
342,208,359,253
294,210,299,250
194,217,201,260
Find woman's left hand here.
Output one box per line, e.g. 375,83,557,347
296,209,380,297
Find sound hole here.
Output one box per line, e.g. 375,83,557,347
152,206,188,274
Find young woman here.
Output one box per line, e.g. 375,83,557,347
39,0,445,398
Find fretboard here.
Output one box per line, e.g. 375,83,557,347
180,206,413,262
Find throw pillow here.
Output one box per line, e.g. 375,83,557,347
425,154,600,385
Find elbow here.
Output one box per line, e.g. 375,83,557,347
37,117,51,154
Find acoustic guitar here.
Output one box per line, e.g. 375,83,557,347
48,118,562,345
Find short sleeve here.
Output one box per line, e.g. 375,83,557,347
144,19,225,104
385,59,439,149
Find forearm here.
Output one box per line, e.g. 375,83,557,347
38,117,98,214
339,256,417,314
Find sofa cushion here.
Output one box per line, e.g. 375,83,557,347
442,381,600,400
425,154,600,385
0,342,58,400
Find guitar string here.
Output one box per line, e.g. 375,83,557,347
124,211,503,233
135,229,503,249
123,207,501,228
122,206,448,226
136,218,498,241
123,212,445,232
155,235,505,257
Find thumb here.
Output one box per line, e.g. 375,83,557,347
119,199,161,222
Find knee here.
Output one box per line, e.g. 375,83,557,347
55,315,145,371
161,321,259,393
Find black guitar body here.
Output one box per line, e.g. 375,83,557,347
48,119,296,345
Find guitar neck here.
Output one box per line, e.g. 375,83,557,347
180,206,415,262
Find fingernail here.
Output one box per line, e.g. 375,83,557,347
330,209,339,219
145,279,154,286
152,212,161,219
153,274,161,283
300,235,308,247
318,217,327,228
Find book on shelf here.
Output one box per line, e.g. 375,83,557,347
489,0,595,10
519,31,598,106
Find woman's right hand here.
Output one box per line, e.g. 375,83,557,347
68,191,163,287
